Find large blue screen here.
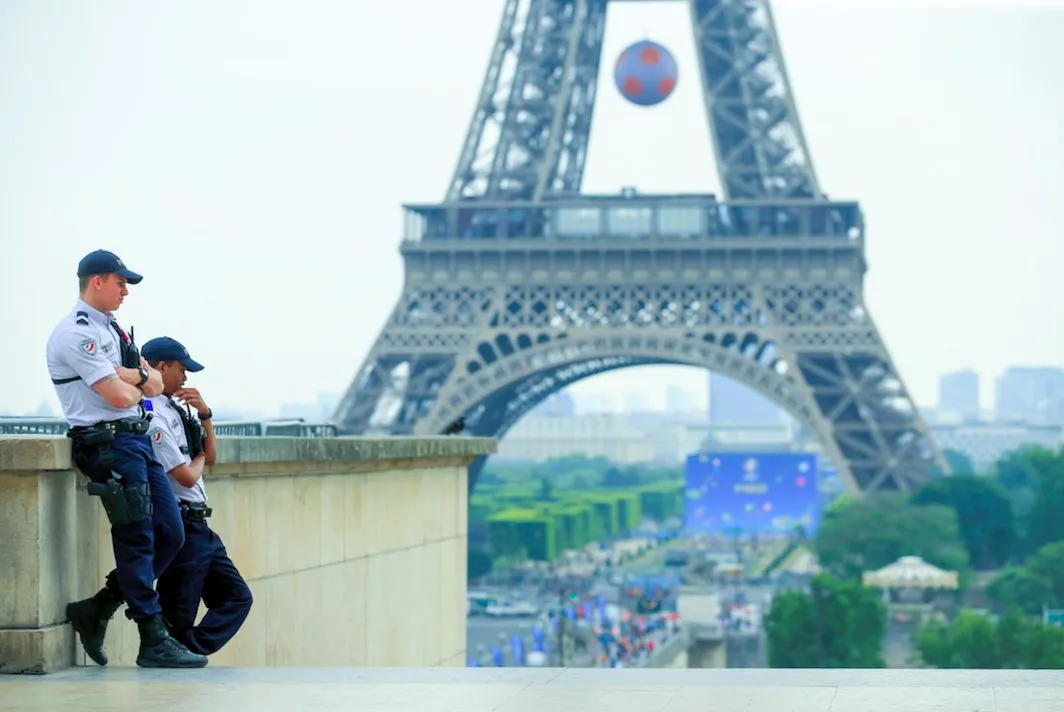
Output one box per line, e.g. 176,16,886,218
684,452,820,535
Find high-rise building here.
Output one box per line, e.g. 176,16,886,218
996,367,1064,425
708,372,784,425
938,369,980,422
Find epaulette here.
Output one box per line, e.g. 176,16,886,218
74,310,89,326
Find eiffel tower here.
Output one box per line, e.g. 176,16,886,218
334,0,948,493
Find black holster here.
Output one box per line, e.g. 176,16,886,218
68,425,116,483
69,424,153,527
86,479,153,527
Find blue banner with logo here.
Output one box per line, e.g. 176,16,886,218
684,452,819,535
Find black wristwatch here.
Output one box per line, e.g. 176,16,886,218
136,367,149,387
198,408,213,421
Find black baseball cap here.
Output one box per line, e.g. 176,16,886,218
77,249,143,284
141,337,204,372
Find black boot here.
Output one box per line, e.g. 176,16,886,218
135,615,208,668
66,587,123,666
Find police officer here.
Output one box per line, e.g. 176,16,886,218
141,336,254,656
47,249,207,668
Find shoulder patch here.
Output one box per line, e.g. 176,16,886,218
79,337,97,355
74,310,90,326
151,430,164,444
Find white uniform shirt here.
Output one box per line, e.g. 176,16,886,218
145,394,208,504
45,299,140,427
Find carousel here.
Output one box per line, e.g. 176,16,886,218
862,555,959,610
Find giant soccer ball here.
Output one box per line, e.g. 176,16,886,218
614,40,678,107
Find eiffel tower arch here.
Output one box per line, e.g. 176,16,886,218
334,0,948,494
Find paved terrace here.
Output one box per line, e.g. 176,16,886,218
2,668,1062,711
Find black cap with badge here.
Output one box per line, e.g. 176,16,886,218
141,337,205,372
77,249,144,284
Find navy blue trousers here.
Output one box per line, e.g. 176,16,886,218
157,517,253,655
99,432,184,620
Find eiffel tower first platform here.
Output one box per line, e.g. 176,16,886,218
334,0,948,493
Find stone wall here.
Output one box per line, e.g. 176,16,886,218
0,435,495,673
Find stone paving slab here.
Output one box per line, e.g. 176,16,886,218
2,667,1063,711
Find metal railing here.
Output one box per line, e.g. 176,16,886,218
0,417,70,436
402,196,863,243
0,417,338,439
214,419,340,438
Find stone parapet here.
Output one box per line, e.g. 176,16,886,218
0,435,494,673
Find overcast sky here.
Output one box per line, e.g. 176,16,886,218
1,0,1061,418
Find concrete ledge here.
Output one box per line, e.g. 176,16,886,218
0,623,72,674
1,434,485,673
7,666,1064,686
0,437,71,472
2,667,1063,710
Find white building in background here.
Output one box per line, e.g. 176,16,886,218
938,369,980,423
494,412,817,466
495,413,655,464
931,422,1063,471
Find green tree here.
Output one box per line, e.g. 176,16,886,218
1024,447,1064,552
911,475,1017,569
532,455,613,482
987,567,1053,615
994,446,1047,493
992,446,1048,549
914,610,1001,668
1025,541,1064,605
602,467,640,488
943,449,975,475
765,573,886,668
919,608,1000,668
623,463,683,485
914,609,1064,669
815,493,969,580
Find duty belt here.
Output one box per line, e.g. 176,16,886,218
179,501,212,522
69,416,151,438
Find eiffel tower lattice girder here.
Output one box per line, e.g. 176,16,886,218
334,0,948,494
446,0,818,203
